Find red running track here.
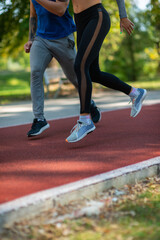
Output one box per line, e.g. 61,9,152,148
0,104,160,204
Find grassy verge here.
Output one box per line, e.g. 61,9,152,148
0,70,31,104
1,177,160,240
127,74,160,90
0,70,77,104
0,70,160,105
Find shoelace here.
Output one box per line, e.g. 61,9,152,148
129,97,135,104
31,120,43,130
129,90,140,104
70,121,86,133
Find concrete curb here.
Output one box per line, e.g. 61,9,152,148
0,156,160,231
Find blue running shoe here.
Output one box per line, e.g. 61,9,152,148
130,88,147,117
66,120,96,143
90,100,101,123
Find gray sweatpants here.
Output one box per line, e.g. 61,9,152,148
30,34,78,119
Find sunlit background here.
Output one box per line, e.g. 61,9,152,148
0,0,160,104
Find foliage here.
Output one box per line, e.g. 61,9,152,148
0,70,31,103
0,70,160,105
100,1,154,81
0,0,159,81
0,0,29,56
145,0,160,72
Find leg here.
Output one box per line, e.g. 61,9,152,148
28,36,52,137
52,34,78,89
48,34,78,89
90,57,131,95
89,58,147,117
74,7,111,114
66,6,109,142
49,34,101,123
66,4,146,142
30,36,52,119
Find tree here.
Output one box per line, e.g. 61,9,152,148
0,0,29,56
0,0,158,80
145,0,160,73
100,0,153,81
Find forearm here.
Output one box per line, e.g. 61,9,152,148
29,16,37,41
116,0,127,19
35,0,69,16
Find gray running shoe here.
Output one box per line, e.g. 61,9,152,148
130,88,147,117
66,120,96,143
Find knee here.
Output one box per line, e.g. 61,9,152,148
90,70,99,83
31,67,42,82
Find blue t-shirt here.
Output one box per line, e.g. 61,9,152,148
32,0,76,40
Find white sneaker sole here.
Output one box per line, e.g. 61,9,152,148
66,125,96,143
28,123,50,137
131,89,147,118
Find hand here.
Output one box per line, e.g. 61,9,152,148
120,18,134,36
24,41,33,53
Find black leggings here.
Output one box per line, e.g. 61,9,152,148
74,3,132,114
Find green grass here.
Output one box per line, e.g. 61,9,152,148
127,75,160,90
0,70,160,105
0,70,30,94
0,70,31,104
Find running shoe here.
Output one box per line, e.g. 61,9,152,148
27,118,50,137
90,100,101,123
66,120,96,143
130,88,147,117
